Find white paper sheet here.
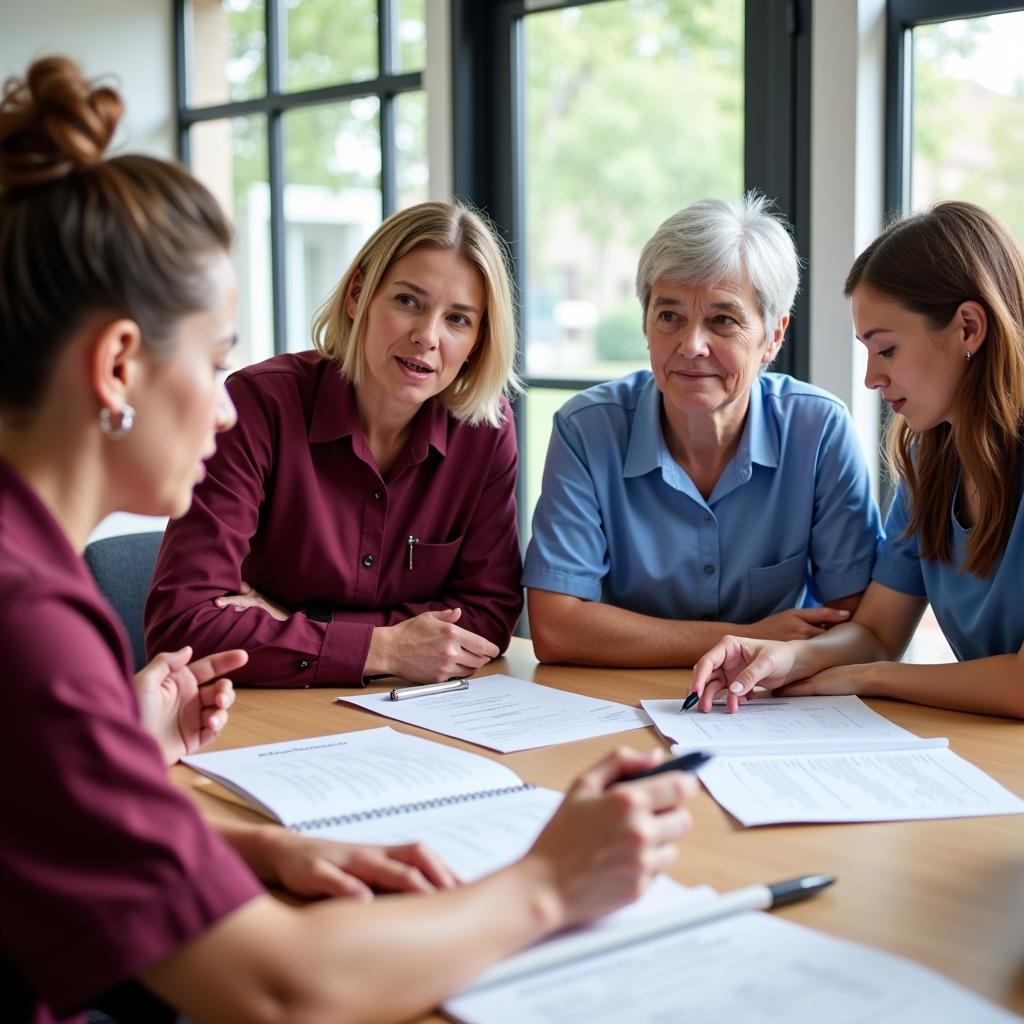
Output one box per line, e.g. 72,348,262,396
316,785,564,880
695,746,1024,825
183,726,522,825
444,910,1022,1024
642,694,946,755
338,674,651,752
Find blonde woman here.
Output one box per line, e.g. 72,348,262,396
147,202,524,686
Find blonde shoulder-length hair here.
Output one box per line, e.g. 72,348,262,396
312,201,520,427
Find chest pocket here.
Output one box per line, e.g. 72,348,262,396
747,551,808,619
403,535,464,601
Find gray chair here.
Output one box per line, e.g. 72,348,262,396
83,531,164,671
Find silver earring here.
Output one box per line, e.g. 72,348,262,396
965,350,972,363
99,402,135,440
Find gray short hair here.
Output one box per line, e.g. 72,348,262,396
635,193,800,343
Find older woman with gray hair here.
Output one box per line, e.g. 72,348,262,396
523,194,882,668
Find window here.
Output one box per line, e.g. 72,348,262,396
888,2,1024,233
176,0,427,363
886,1,1024,663
454,0,810,537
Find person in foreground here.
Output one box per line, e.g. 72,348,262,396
0,57,695,1024
524,195,881,668
145,197,523,688
691,201,1024,719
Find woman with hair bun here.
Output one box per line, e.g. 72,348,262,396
0,57,694,1024
145,199,524,688
691,201,1024,718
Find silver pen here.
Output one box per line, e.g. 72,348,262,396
389,679,470,701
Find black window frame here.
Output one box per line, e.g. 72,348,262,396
886,1,1024,219
174,0,424,355
451,0,812,535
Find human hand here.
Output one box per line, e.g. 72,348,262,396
747,606,850,641
367,608,500,681
215,580,291,621
690,635,798,713
133,646,247,765
775,662,876,698
262,830,462,901
524,748,696,931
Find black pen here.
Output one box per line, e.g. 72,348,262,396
680,691,700,712
623,750,712,781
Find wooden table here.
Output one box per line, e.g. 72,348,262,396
172,638,1024,1016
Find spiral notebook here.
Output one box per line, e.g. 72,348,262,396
183,727,563,880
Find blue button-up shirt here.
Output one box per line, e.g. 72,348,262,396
523,371,881,623
873,478,1024,660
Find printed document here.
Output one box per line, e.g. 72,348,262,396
641,694,945,756
444,910,1022,1024
695,746,1024,825
338,674,650,752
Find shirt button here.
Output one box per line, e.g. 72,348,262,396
703,512,712,521
363,554,375,567
372,490,382,500
703,564,715,575
297,659,311,670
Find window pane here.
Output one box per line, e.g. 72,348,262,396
522,0,744,380
911,12,1024,240
524,388,577,544
286,0,377,91
396,0,427,73
395,91,429,209
191,116,273,368
284,101,382,353
188,0,266,105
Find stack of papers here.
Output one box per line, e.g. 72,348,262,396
641,696,1024,826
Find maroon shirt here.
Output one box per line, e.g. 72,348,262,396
145,352,524,687
0,462,262,1024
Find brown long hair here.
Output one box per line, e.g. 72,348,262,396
845,201,1024,577
0,56,232,420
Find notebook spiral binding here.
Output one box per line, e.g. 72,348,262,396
294,782,536,833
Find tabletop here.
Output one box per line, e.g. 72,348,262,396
171,637,1024,1017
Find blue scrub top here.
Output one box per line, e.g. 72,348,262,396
523,371,882,623
872,478,1024,660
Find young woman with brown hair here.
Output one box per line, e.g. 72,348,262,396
0,57,694,1024
690,201,1024,719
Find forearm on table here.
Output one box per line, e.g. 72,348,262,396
148,601,373,688
528,592,747,667
787,622,891,680
856,654,1024,719
141,857,560,1024
211,821,293,885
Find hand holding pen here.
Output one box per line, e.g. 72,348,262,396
524,747,699,931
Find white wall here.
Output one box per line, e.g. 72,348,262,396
0,0,175,160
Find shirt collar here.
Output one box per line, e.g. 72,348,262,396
744,376,780,469
623,374,779,478
307,363,449,458
623,376,666,478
